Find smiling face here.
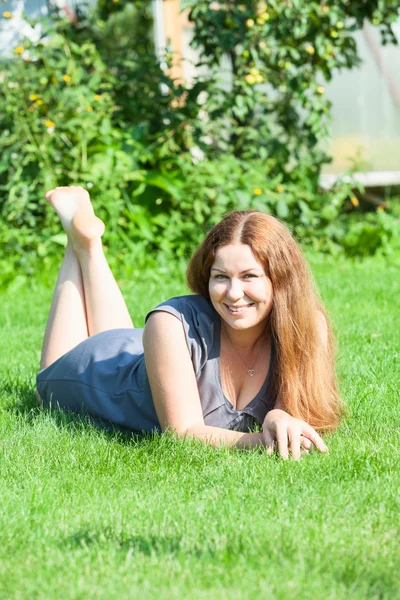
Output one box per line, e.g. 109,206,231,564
208,243,273,339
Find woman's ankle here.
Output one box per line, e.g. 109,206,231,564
73,237,104,261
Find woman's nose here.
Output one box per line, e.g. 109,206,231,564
226,278,244,300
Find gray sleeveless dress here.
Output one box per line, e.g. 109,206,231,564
36,295,276,434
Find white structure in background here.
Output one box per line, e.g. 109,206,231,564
0,0,45,55
152,0,166,68
0,0,96,55
320,20,400,186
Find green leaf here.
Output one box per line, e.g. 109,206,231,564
144,172,182,200
276,198,289,218
50,233,68,247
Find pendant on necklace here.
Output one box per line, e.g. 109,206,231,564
248,368,255,377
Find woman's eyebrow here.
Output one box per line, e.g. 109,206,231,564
210,267,262,274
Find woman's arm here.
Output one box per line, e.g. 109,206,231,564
183,425,264,449
143,311,265,450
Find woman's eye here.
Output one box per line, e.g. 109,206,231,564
213,274,256,280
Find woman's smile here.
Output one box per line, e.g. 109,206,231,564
224,302,255,315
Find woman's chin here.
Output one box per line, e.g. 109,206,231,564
221,316,256,330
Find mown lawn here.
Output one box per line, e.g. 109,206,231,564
0,254,399,600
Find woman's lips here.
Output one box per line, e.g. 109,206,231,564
224,303,254,315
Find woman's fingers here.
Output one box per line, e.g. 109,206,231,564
288,425,301,460
263,413,329,459
271,422,302,460
276,426,327,459
300,422,329,453
263,428,275,456
300,435,313,450
275,425,289,459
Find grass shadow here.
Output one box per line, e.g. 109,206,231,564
3,379,265,456
61,527,240,560
2,378,159,447
62,529,184,556
2,378,40,416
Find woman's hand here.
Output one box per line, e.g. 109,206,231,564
262,409,328,460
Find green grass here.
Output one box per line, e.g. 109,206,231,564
0,254,399,600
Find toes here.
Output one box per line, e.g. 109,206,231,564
44,186,90,204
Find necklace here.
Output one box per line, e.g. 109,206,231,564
221,323,267,377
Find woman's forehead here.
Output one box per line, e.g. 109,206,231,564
212,243,264,271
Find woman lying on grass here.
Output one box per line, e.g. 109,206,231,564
36,186,343,459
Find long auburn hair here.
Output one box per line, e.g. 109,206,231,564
186,211,343,431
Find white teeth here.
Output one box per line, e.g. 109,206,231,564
227,304,253,313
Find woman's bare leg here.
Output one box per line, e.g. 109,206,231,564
40,242,88,370
73,237,134,336
43,186,133,345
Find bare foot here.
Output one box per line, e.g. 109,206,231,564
45,186,105,251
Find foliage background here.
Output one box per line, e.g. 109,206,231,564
0,0,400,288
